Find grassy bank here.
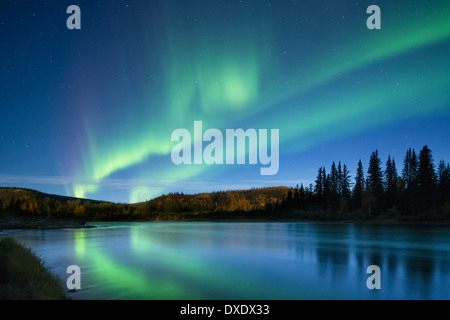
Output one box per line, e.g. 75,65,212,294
0,237,68,300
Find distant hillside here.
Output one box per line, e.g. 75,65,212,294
0,186,310,222
0,187,120,221
0,187,103,204
142,186,297,213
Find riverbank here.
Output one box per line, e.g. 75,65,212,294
0,237,68,300
2,216,449,231
0,214,91,230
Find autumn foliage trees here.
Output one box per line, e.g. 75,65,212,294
0,188,131,220
1,145,449,222
0,186,296,221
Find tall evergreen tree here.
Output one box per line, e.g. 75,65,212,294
315,167,330,210
418,146,437,188
329,162,340,210
353,159,365,209
417,145,437,212
401,148,419,215
437,160,450,205
314,167,325,197
330,162,339,195
402,148,418,190
341,164,352,199
367,150,384,214
337,162,343,196
323,172,331,210
384,155,398,209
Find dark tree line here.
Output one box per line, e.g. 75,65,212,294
300,145,450,220
313,161,352,212
2,145,449,222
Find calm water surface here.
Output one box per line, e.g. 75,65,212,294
1,222,449,300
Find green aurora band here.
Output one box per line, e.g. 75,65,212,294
72,2,450,202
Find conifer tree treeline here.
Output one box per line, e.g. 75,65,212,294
1,146,449,222
310,145,450,219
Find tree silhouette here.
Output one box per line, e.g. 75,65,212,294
417,145,437,213
329,162,340,210
353,159,365,210
437,160,450,206
341,164,352,199
400,148,419,215
366,150,384,214
330,162,339,195
314,167,325,198
384,155,398,209
402,148,418,190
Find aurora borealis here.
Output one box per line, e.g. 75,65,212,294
1,0,449,203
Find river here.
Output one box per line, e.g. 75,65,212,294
1,222,449,299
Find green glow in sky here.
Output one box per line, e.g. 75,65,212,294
70,2,450,202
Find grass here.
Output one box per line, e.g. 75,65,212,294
0,237,68,300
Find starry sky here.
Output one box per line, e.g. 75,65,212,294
1,0,449,203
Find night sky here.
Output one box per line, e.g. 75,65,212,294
1,0,449,203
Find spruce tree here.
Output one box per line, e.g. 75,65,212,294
418,146,437,188
315,167,329,209
353,159,365,210
401,148,419,215
367,150,384,214
330,162,339,196
341,164,352,200
417,145,437,212
329,162,339,210
402,148,418,190
323,172,331,210
337,162,343,196
437,160,450,206
314,167,325,197
384,155,398,209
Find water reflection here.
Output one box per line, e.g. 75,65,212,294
288,223,450,299
1,222,450,299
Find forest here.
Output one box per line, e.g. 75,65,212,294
288,145,450,221
1,145,449,222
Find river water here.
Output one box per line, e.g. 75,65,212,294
1,222,449,300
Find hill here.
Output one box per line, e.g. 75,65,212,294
0,187,126,226
0,186,310,224
149,186,295,211
0,187,103,205
134,186,304,220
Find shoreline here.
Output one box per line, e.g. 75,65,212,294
0,217,91,230
0,237,69,300
1,216,449,231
